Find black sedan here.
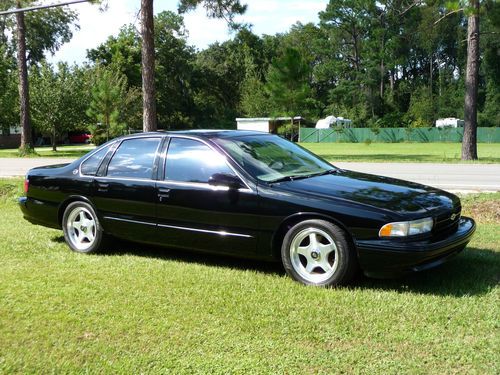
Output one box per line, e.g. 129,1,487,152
19,131,476,286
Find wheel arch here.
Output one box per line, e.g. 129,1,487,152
271,212,357,258
58,195,96,226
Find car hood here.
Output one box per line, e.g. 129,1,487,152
274,170,460,218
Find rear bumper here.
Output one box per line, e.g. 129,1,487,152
356,217,476,278
18,196,60,229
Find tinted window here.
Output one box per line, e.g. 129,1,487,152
215,134,334,182
81,145,110,176
165,138,234,183
107,138,160,179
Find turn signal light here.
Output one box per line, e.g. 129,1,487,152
379,223,395,237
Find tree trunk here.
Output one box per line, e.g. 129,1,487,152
16,2,33,152
389,69,394,96
141,0,157,132
380,58,384,99
429,53,433,100
462,0,479,160
380,35,384,99
105,112,110,142
52,125,57,151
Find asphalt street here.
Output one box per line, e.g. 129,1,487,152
0,157,499,192
334,162,500,193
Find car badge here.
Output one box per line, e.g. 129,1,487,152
450,213,458,221
73,169,78,175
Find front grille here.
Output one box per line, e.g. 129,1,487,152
433,205,461,235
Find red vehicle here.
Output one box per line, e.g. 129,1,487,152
68,132,92,144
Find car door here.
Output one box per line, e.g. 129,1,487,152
156,136,260,256
91,136,162,243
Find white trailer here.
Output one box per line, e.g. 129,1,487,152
435,118,465,128
315,115,352,129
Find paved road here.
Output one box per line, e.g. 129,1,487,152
335,162,500,193
0,158,76,178
0,158,499,192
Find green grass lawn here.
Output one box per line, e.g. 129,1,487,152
0,144,95,158
0,179,499,373
301,142,500,163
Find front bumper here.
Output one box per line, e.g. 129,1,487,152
356,217,476,278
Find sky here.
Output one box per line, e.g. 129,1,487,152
39,0,328,65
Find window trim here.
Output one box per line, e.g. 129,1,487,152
77,134,254,192
163,135,252,191
103,136,163,180
78,141,117,177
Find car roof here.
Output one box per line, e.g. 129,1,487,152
119,129,270,141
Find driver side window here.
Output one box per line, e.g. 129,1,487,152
165,138,235,183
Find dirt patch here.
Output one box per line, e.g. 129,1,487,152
462,199,500,223
0,180,22,200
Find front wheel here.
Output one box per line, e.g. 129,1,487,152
62,201,105,254
281,219,357,287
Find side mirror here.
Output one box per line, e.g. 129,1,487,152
208,173,244,190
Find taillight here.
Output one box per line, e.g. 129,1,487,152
24,178,29,194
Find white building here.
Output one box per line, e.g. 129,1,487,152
236,117,303,133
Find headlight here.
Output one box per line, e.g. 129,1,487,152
379,217,434,237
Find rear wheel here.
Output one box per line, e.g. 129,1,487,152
62,202,105,253
281,219,357,287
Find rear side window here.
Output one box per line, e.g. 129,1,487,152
106,138,161,179
165,138,234,183
81,146,110,176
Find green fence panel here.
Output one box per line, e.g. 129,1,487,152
299,127,500,143
299,128,318,142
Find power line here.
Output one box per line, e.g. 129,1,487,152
0,0,91,16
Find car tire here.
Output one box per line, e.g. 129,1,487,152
281,219,358,287
62,201,106,254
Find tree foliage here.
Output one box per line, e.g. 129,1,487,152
30,62,88,150
265,47,311,118
86,66,138,145
1,0,499,152
178,0,247,28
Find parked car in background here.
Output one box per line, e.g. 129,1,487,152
68,132,92,144
18,130,475,287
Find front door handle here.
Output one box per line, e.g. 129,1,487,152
158,187,171,202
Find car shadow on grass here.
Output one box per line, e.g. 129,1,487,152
352,247,499,297
91,236,285,276
51,235,498,296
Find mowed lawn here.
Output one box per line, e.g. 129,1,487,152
0,144,94,159
0,179,499,373
301,142,500,163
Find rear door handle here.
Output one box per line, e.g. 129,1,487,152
97,182,109,192
158,187,171,202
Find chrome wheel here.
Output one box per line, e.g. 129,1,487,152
289,227,339,284
66,206,96,252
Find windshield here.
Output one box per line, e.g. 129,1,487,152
215,134,336,182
